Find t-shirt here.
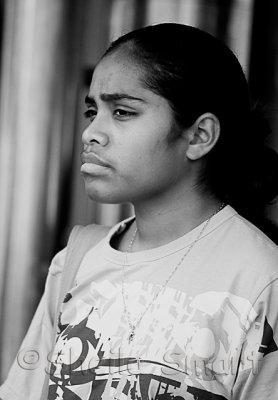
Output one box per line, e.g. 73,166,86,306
1,206,278,400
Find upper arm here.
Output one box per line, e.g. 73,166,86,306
233,279,278,399
0,249,66,399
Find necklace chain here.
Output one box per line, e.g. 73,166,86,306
122,203,226,344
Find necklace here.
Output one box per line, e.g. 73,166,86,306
122,203,226,344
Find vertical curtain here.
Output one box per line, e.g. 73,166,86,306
146,0,200,26
197,0,254,69
0,0,115,380
248,0,278,220
0,0,83,379
145,0,253,71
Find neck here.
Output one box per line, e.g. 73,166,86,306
127,189,223,252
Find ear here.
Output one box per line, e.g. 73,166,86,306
185,113,220,161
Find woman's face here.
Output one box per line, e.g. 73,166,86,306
81,53,192,205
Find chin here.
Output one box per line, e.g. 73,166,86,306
83,176,138,205
85,184,125,205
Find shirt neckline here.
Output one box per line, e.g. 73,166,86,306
102,205,237,265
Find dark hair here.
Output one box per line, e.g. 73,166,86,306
104,23,278,238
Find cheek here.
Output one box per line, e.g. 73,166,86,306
125,129,168,162
122,149,176,190
114,138,152,168
120,145,162,176
111,117,182,184
123,135,176,179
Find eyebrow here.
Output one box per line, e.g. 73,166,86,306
85,93,146,105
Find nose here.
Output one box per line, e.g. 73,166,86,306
82,116,109,147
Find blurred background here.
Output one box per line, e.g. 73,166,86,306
0,0,278,380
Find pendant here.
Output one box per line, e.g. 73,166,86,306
128,326,136,343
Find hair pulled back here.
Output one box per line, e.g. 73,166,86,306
104,23,278,235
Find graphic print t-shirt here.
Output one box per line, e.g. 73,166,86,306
47,206,278,400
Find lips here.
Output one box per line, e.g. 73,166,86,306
81,151,111,168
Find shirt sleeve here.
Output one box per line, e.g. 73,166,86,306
0,248,66,400
233,277,278,400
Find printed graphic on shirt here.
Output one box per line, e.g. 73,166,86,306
47,281,277,400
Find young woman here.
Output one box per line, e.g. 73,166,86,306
1,23,278,400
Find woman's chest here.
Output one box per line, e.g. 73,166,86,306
49,278,250,399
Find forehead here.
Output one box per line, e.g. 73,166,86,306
89,53,146,96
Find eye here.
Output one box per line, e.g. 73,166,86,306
83,109,97,122
114,109,136,120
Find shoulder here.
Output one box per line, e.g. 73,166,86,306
230,212,278,261
65,223,112,245
48,247,67,276
205,206,278,301
47,223,112,276
220,210,278,292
